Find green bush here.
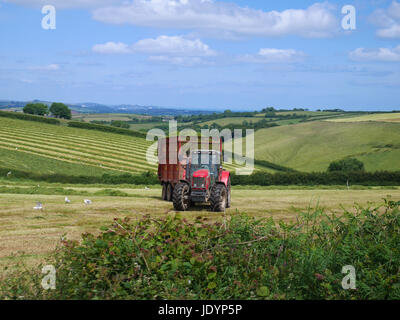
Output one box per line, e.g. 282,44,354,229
50,103,71,120
68,121,146,139
0,110,60,125
328,158,365,172
23,103,48,116
2,202,399,300
111,120,130,129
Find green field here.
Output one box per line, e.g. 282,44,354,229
254,120,400,172
72,113,151,122
0,117,247,176
327,112,400,123
0,117,156,174
201,117,264,126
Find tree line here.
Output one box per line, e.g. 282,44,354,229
23,102,71,119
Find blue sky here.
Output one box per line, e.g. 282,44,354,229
0,0,400,111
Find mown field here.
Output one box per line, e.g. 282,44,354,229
0,117,247,176
254,121,400,172
327,112,400,123
72,113,151,122
1,182,399,271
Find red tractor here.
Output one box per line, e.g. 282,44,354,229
158,138,231,212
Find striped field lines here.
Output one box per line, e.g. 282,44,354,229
0,118,246,174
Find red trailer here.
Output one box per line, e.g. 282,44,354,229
157,137,231,212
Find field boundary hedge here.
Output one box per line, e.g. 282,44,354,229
68,121,146,139
231,170,400,186
0,110,60,125
0,168,158,185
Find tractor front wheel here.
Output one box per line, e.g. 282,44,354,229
173,183,192,211
210,184,228,212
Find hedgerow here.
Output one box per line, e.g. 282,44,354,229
2,168,400,186
68,121,146,139
230,171,400,186
0,168,158,185
2,201,399,300
0,110,60,125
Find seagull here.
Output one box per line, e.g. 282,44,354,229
65,197,71,204
33,202,43,210
84,199,92,205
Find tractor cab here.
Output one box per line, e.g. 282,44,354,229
188,150,221,186
187,150,223,203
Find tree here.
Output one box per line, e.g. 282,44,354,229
50,102,71,119
328,158,365,172
23,104,35,115
23,103,48,116
111,120,130,129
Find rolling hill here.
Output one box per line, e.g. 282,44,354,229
0,117,250,177
254,121,400,172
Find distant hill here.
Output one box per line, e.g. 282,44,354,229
0,99,216,116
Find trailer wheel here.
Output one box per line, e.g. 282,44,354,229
161,183,167,201
173,183,191,211
210,184,227,212
166,183,173,202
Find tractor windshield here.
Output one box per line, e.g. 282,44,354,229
189,151,220,176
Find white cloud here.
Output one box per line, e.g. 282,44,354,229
92,1,339,38
349,46,400,62
239,48,305,64
28,64,60,71
92,36,216,66
92,42,130,54
93,36,215,56
133,36,216,56
2,0,125,9
371,1,400,38
148,55,211,67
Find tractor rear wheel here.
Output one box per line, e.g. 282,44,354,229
226,179,231,208
162,183,167,201
210,184,227,212
166,183,173,202
173,183,192,211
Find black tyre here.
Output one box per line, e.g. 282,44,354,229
173,183,191,211
166,183,173,202
210,184,227,212
161,183,167,201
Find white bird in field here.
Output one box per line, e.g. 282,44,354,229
6,171,11,177
84,199,92,205
33,202,43,210
145,187,150,190
65,197,71,204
